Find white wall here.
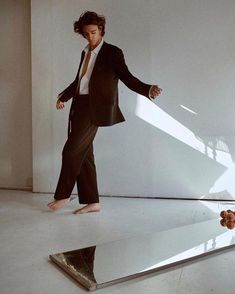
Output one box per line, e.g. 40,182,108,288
31,0,235,199
0,0,32,189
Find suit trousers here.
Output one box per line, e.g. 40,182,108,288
54,95,99,204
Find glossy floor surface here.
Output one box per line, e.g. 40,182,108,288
0,189,235,294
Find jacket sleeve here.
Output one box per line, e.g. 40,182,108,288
57,80,77,102
113,47,151,98
57,51,85,102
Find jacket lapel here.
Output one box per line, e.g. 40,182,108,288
90,42,108,79
75,50,85,82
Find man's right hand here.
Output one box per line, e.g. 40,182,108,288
56,99,65,110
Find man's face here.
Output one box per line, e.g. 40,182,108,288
83,24,102,49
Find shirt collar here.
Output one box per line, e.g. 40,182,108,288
84,39,104,55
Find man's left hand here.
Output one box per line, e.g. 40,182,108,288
150,85,162,99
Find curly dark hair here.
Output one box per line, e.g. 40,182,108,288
74,11,106,38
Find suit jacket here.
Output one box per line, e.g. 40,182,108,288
58,42,152,126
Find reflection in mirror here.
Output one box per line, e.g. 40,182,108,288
53,246,97,290
50,218,235,291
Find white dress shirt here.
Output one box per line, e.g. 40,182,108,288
79,39,104,95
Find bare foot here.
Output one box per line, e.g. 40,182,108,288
47,199,70,211
73,203,100,215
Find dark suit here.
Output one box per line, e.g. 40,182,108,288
54,42,152,203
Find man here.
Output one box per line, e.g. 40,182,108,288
48,11,162,214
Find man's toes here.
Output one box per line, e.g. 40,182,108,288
73,209,82,214
73,204,100,215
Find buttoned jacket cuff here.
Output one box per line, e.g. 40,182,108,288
148,85,154,100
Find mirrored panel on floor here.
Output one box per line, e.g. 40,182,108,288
49,217,235,291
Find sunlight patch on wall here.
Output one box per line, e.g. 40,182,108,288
209,164,235,196
135,95,232,168
180,104,198,115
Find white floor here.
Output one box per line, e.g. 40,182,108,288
0,189,235,294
